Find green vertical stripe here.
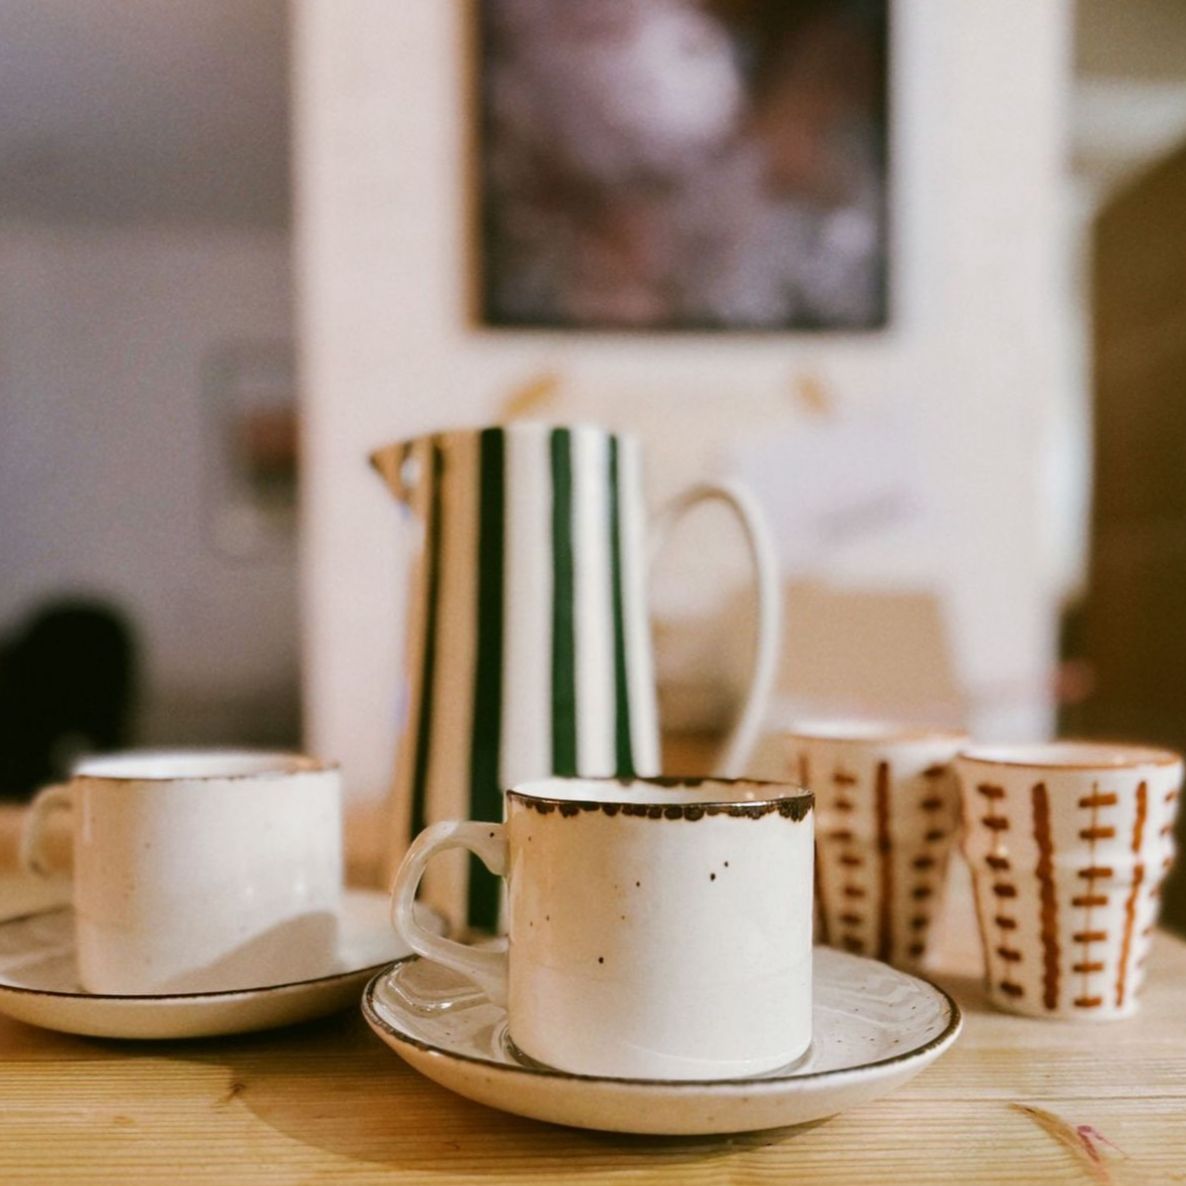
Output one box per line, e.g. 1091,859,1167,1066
467,427,506,931
607,436,634,777
550,428,578,776
409,439,444,842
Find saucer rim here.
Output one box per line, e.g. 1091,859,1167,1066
361,949,963,1090
0,891,444,1003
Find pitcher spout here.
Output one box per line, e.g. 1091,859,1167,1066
369,440,419,504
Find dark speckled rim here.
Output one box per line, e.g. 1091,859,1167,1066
508,776,813,820
361,954,962,1089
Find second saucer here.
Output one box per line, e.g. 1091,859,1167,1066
0,889,444,1040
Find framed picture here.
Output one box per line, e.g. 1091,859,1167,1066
477,0,889,331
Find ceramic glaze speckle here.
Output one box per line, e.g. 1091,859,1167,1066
777,727,965,971
361,947,961,1135
391,776,813,1081
958,743,1182,1020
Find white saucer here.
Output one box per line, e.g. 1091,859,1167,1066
362,947,961,1135
0,889,443,1040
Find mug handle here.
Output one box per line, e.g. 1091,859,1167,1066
651,480,781,779
390,820,510,1005
19,784,73,877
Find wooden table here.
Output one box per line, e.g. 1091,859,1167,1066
2,835,1185,1184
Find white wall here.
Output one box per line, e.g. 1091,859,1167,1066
0,220,298,744
293,0,1077,803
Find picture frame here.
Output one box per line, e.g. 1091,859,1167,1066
474,0,890,332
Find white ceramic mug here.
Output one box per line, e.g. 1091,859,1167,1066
21,749,343,995
391,776,814,1081
957,742,1182,1020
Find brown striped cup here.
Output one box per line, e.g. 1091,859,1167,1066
957,742,1183,1020
776,723,966,971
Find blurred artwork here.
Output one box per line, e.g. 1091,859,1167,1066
479,0,888,330
206,342,298,559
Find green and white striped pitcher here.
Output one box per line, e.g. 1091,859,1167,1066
371,422,779,931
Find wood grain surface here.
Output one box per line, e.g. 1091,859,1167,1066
1,819,1184,1184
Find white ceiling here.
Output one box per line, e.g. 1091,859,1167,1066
0,0,288,228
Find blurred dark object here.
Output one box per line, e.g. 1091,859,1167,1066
0,601,137,799
1064,143,1186,936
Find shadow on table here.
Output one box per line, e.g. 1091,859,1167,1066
927,969,992,1012
165,1010,830,1173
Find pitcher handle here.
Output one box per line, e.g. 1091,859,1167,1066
650,480,781,778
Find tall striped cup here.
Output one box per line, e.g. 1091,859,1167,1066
371,423,780,932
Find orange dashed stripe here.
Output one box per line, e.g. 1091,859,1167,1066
875,760,893,965
1032,781,1060,1011
1116,782,1147,1011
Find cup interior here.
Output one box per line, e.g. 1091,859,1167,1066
74,749,334,782
781,720,967,744
958,741,1181,770
510,776,809,808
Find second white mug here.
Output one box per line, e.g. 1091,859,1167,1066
22,749,343,995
